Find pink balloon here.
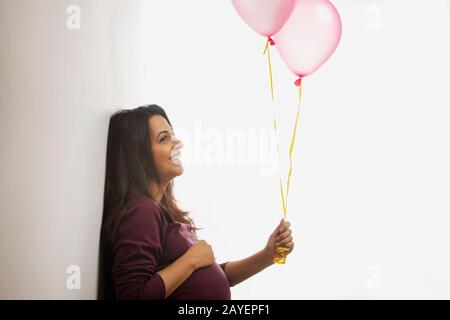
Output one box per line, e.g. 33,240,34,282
273,0,342,79
231,0,297,37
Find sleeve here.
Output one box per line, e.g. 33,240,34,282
219,261,234,287
112,201,167,300
219,262,229,273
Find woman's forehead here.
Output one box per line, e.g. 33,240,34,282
149,115,172,136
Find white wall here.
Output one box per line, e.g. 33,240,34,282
0,0,115,299
1,0,450,299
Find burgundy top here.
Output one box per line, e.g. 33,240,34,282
109,195,232,300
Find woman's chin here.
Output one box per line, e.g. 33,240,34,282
171,162,184,175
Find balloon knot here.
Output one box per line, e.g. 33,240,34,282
294,77,303,87
268,36,275,46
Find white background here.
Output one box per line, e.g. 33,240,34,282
1,0,450,299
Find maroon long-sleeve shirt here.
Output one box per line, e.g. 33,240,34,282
107,195,232,300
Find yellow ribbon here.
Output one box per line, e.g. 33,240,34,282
263,38,274,101
263,39,303,264
285,81,303,218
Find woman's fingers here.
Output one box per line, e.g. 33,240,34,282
271,219,284,236
277,228,292,242
288,242,294,252
280,221,290,231
273,221,293,246
276,236,293,246
275,219,286,232
283,242,294,251
275,221,290,235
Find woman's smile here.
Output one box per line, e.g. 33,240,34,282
170,148,182,166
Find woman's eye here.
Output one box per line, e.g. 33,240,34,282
159,132,174,142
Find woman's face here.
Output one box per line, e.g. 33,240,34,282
149,115,184,184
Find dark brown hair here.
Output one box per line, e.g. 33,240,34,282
101,104,198,249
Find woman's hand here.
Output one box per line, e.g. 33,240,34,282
184,240,215,270
263,218,294,263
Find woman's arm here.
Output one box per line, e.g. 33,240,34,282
157,239,215,298
156,254,196,298
222,219,294,287
221,250,273,287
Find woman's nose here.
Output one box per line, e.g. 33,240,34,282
173,139,183,150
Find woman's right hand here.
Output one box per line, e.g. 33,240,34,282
184,240,215,270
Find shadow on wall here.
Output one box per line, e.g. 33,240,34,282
97,241,106,300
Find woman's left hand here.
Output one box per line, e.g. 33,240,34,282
263,218,294,263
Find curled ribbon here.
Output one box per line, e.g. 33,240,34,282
273,80,302,265
263,37,275,100
263,39,303,264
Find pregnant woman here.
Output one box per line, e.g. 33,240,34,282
100,104,294,300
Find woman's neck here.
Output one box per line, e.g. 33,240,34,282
148,180,167,204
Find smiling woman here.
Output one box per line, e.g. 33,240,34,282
99,104,294,300
99,104,232,300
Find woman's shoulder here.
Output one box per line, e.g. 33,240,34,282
123,195,171,226
128,195,160,210
113,195,169,253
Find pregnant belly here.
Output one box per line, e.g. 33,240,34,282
167,263,231,300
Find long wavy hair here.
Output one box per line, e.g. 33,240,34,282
100,104,198,250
